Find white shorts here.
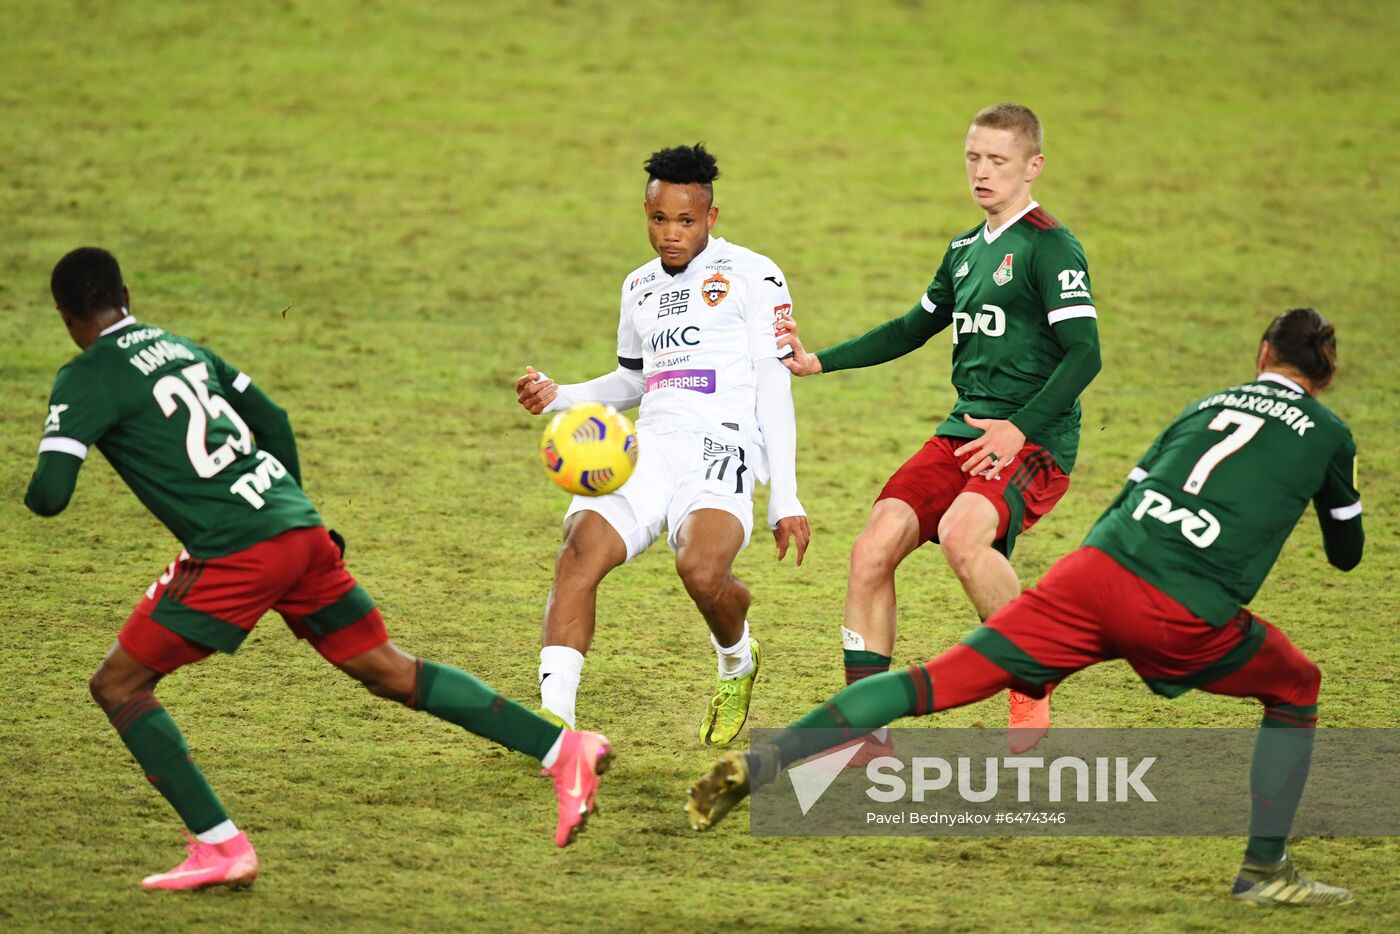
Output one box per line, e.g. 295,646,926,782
564,425,755,560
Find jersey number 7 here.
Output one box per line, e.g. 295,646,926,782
1183,410,1265,494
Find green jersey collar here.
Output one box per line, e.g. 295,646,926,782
983,200,1040,245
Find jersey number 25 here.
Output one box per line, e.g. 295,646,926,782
152,363,253,478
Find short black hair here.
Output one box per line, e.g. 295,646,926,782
1262,307,1337,387
52,247,125,319
644,143,720,195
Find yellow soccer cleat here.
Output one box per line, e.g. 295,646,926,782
687,750,751,831
699,640,761,746
537,707,568,729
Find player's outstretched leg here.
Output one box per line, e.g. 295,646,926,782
89,643,258,891
539,511,629,728
336,638,612,847
837,501,924,765
675,510,757,746
688,644,1014,830
1199,620,1351,906
936,494,1046,752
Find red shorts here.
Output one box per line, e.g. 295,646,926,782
962,546,1316,705
119,526,389,674
878,435,1070,554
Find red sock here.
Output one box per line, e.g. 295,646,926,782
914,643,1016,714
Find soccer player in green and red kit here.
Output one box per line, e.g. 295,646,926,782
689,308,1362,908
776,103,1100,752
25,248,613,891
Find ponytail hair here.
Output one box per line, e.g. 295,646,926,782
1262,308,1336,387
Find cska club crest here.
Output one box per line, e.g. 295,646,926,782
701,272,730,307
992,253,1014,286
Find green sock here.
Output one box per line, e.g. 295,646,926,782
412,659,562,762
1244,704,1318,865
843,648,892,685
108,694,228,835
756,668,925,783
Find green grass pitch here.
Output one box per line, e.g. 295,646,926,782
2,0,1397,930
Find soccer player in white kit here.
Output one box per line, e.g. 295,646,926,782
515,144,810,744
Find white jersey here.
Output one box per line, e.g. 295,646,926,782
616,237,793,450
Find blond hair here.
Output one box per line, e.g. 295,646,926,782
971,103,1043,155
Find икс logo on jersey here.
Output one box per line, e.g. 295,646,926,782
649,325,701,353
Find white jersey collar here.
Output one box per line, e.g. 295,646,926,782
1257,371,1308,395
983,201,1040,245
98,314,137,336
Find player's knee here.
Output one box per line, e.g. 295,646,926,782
1291,655,1322,705
937,517,990,580
676,555,729,610
849,530,900,586
554,536,610,588
87,668,112,708
340,645,416,703
89,664,139,711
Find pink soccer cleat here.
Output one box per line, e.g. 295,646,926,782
141,831,258,891
544,730,613,847
1008,685,1055,754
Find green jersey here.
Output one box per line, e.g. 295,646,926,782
817,202,1100,473
924,203,1096,471
1084,373,1363,626
35,318,320,557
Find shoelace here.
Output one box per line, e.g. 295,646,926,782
1009,693,1040,712
711,680,742,711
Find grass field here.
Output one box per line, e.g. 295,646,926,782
2,0,1398,930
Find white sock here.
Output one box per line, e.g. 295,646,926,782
540,731,565,769
539,645,585,728
196,819,239,845
712,621,754,680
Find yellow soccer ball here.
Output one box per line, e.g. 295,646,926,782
539,403,638,496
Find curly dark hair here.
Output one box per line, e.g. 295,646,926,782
644,143,720,192
51,247,125,319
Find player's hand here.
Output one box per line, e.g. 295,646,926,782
773,515,811,566
954,415,1026,479
516,366,557,415
775,313,822,377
